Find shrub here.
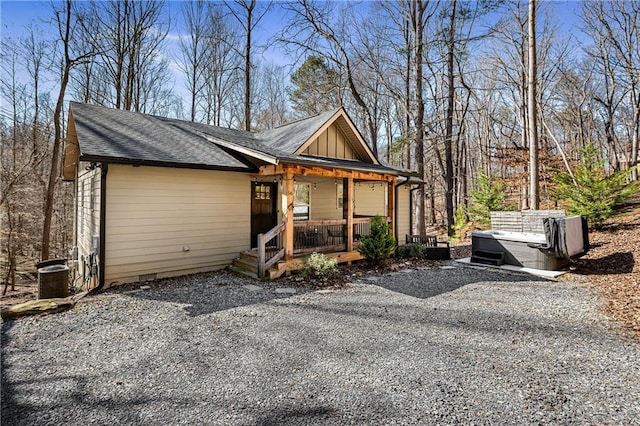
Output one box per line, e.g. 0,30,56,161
357,215,397,265
302,252,338,278
397,243,425,259
552,142,640,228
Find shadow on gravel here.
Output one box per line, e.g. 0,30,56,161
366,266,549,299
253,405,336,426
125,283,310,317
0,320,25,422
1,357,198,426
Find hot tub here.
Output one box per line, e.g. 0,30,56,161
471,230,568,270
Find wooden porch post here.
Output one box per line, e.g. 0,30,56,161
387,179,395,236
346,177,354,252
284,170,295,260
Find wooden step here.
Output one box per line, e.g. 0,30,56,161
267,261,288,280
240,250,259,261
233,257,259,274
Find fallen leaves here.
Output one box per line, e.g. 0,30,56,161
571,200,640,337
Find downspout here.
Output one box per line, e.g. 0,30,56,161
91,163,108,294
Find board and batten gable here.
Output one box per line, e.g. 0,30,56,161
104,164,250,286
300,122,358,160
76,162,102,278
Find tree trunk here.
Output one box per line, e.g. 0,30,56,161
528,0,539,209
632,94,639,180
414,0,426,235
42,1,73,261
444,0,457,235
244,1,254,131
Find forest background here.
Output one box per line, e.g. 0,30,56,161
1,0,639,286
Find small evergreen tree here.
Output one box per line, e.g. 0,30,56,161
468,171,509,227
357,215,397,265
451,205,469,242
552,142,639,228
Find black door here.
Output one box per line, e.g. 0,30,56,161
250,182,277,248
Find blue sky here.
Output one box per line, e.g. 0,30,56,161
0,0,589,110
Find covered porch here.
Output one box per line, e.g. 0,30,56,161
235,162,398,279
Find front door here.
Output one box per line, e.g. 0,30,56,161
250,182,277,248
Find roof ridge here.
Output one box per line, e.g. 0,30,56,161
265,107,341,132
71,101,258,138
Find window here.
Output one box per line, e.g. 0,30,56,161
337,183,343,209
254,183,271,200
293,183,310,220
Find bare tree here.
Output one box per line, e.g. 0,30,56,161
178,0,209,122
225,0,272,131
582,0,640,180
83,0,171,113
280,0,381,156
253,61,291,129
42,0,96,260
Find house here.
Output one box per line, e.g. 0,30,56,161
63,102,418,289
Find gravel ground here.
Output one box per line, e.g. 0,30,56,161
2,263,639,425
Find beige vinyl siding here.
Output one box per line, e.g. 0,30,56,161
354,182,387,216
76,162,101,278
396,185,411,245
104,165,250,286
308,178,343,220
302,123,357,160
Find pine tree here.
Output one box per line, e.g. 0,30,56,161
290,56,341,116
468,171,509,227
357,215,397,265
552,142,639,227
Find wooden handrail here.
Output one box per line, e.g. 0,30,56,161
263,221,285,241
257,222,286,278
293,219,345,227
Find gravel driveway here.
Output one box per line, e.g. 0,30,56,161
2,263,639,425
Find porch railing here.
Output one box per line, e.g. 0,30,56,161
294,220,346,254
293,216,388,255
258,217,390,276
257,222,285,278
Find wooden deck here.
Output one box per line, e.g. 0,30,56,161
232,247,365,280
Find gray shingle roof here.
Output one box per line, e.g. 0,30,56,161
69,103,404,177
257,109,339,154
71,102,254,171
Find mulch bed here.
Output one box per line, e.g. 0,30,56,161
277,244,472,288
569,200,640,337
